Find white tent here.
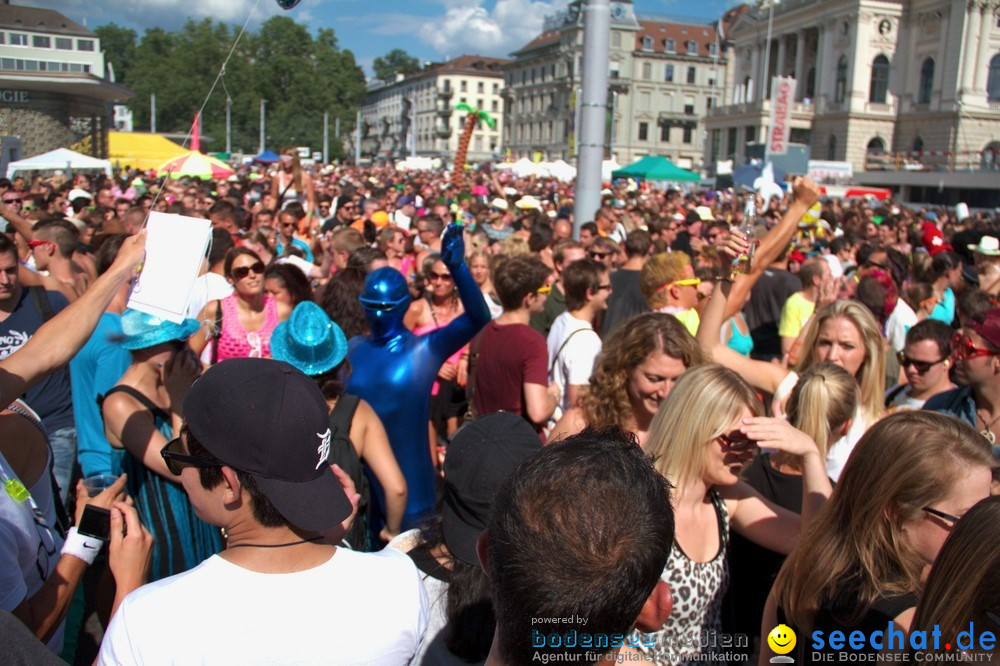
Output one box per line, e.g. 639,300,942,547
544,159,576,182
601,159,622,181
6,148,112,179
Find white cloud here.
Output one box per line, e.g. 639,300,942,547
420,0,561,57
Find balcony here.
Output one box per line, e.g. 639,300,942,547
707,98,814,121
657,111,698,128
435,127,451,139
437,87,453,100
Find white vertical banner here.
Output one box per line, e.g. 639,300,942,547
766,76,797,157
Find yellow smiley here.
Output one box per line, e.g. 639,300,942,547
767,624,797,655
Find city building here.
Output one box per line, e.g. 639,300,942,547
359,55,507,162
0,2,130,165
704,0,1000,205
502,0,738,171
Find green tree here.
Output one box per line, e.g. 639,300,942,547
372,48,420,80
95,23,137,83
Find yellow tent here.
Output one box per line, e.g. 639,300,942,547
107,132,188,170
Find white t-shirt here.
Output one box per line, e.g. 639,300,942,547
0,442,65,652
185,272,234,320
547,311,602,422
392,210,412,232
886,299,918,353
98,547,428,665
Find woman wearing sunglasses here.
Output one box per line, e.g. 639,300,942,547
101,310,222,581
761,412,995,664
635,364,831,665
189,248,284,363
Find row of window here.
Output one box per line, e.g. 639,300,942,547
635,62,714,86
442,80,500,94
637,122,694,144
1,33,94,51
0,58,91,73
846,53,1000,106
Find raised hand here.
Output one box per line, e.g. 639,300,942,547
440,223,466,267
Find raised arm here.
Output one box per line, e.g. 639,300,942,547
0,200,36,241
0,232,145,401
429,224,490,359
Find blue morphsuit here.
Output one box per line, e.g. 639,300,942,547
348,224,490,528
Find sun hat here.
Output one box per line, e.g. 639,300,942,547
270,301,348,377
515,195,542,210
442,412,542,566
489,197,509,211
119,309,200,351
694,205,716,222
183,358,352,533
968,236,1000,256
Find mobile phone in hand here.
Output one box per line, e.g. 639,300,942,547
77,505,111,541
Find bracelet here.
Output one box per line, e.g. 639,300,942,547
61,527,104,565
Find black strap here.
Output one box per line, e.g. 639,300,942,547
548,327,590,375
328,394,361,456
28,286,54,323
211,300,222,365
99,385,171,424
277,175,295,204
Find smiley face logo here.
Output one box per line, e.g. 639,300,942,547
767,624,797,655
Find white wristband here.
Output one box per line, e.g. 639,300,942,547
60,527,104,565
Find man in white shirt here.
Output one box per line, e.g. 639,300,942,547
98,359,428,665
547,258,610,422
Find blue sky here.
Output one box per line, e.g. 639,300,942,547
35,0,743,76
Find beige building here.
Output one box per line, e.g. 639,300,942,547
704,0,1000,203
504,0,738,170
359,55,507,162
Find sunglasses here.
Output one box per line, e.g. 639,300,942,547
160,437,224,476
863,259,889,270
897,352,945,374
26,240,52,249
231,261,265,280
536,284,553,295
427,271,453,282
718,431,756,452
588,251,612,259
922,506,960,526
595,283,612,291
658,277,701,292
951,334,1000,360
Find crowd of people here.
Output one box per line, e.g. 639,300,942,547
0,152,998,665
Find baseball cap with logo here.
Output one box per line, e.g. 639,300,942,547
183,358,351,532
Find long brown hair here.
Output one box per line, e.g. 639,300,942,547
579,312,705,430
775,412,996,629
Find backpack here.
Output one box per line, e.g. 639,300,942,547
326,394,369,551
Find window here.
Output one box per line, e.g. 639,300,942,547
660,124,670,142
869,55,890,103
918,58,934,104
640,92,651,110
664,64,674,82
727,127,738,158
687,66,696,84
493,83,499,93
684,103,695,115
477,99,483,109
9,33,27,46
77,39,94,51
642,62,652,80
683,126,693,143
866,137,885,156
835,56,848,103
612,32,621,48
491,100,498,112
913,136,924,153
32,35,50,48
477,81,484,93
988,54,1000,102
827,134,837,160
665,39,675,53
746,126,757,143
706,97,714,111
708,43,718,57
687,40,698,55
610,65,620,79
642,36,653,50
460,80,467,92
711,129,721,160
638,122,649,141
806,67,816,98
0,33,4,45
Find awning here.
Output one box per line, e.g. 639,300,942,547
6,147,111,179
108,132,188,170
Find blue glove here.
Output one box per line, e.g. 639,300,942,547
440,223,465,267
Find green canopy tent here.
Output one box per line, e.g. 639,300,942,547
611,155,701,182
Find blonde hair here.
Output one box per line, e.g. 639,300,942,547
646,364,763,493
909,496,1000,650
775,411,996,629
640,252,692,309
795,300,886,422
785,363,858,461
497,235,531,259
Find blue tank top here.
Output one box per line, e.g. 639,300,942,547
727,315,754,358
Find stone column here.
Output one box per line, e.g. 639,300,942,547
849,15,870,111
750,44,761,102
816,22,830,107
959,2,981,96
777,35,788,78
973,2,993,93
794,30,806,98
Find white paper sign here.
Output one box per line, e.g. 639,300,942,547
126,212,211,323
766,76,797,157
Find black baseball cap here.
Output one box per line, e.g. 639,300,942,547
183,358,351,532
442,412,542,566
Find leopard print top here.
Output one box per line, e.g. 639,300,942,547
633,489,730,666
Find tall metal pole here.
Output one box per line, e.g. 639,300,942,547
573,0,611,238
225,97,232,154
323,112,329,164
355,110,362,164
609,89,618,162
335,116,341,139
150,93,156,133
258,99,267,154
761,0,776,102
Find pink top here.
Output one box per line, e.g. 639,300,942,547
216,294,279,362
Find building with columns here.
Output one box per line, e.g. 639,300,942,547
359,55,506,162
503,0,739,170
704,0,1000,203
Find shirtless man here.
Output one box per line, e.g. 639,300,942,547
28,221,90,302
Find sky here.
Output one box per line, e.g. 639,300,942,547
32,0,744,76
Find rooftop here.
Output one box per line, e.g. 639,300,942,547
0,4,95,38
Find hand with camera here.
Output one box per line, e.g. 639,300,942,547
107,498,154,618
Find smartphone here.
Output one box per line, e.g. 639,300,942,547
77,505,111,541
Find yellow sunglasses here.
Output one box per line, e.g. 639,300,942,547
658,277,701,291
536,284,553,295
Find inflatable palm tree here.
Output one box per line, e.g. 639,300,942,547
451,103,496,190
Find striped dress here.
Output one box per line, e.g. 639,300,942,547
104,386,222,581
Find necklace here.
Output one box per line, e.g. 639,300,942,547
226,536,324,550
976,409,1000,444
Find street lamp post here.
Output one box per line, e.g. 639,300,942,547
573,0,611,238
